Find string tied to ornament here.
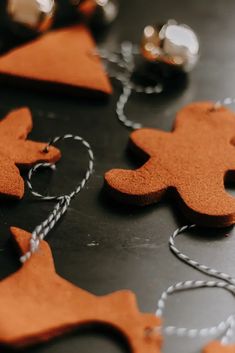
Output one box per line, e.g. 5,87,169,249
155,278,235,344
147,224,235,345
98,42,163,129
20,134,94,263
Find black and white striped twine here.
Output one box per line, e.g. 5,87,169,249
99,42,163,130
20,134,94,263
151,223,235,344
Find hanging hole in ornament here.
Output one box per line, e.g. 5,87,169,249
144,325,161,339
27,134,94,200
42,144,50,153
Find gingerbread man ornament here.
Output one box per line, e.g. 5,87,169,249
0,227,162,352
105,102,235,227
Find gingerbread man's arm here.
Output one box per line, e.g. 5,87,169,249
130,128,171,158
105,159,169,206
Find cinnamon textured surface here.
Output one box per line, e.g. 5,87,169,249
105,102,235,227
0,107,60,199
203,341,235,353
1,2,235,353
0,25,112,97
0,227,162,352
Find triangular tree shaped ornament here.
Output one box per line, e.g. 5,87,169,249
0,25,112,97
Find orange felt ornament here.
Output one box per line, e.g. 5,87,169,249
105,102,235,227
0,25,112,97
0,227,162,352
0,107,60,199
203,341,235,353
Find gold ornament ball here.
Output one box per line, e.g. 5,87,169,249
141,20,200,72
7,0,56,36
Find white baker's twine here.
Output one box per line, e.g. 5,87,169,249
100,39,235,129
169,224,235,285
148,224,235,343
20,134,94,263
99,42,163,130
155,279,235,344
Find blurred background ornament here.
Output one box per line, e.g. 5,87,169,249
6,0,56,37
141,19,199,72
72,0,119,27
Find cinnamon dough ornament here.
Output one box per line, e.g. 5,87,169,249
0,107,60,199
203,341,235,353
105,102,235,227
0,25,112,97
0,227,162,352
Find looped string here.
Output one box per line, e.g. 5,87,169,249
20,134,94,263
169,224,235,285
155,279,235,343
98,42,163,130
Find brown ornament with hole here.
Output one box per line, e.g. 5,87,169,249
105,102,235,227
0,227,162,352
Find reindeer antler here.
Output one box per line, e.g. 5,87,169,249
0,228,162,352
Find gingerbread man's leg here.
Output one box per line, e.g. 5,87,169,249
105,160,169,206
176,173,235,227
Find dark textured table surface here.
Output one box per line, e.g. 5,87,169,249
1,1,235,352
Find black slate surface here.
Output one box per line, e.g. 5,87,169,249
1,1,235,352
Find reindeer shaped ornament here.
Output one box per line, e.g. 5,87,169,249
0,228,162,351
